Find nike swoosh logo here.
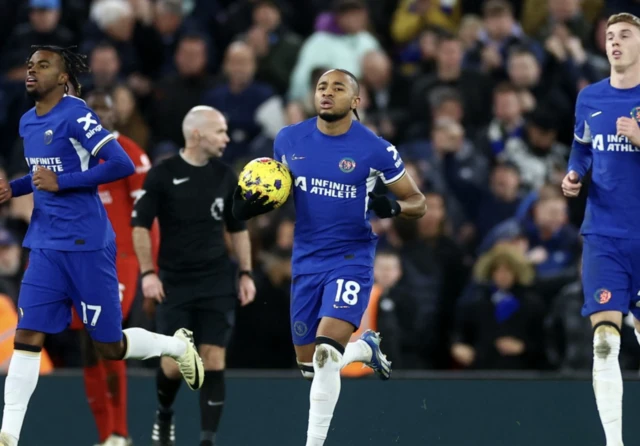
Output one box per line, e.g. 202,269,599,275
173,178,189,185
291,155,305,160
591,111,602,117
207,400,224,406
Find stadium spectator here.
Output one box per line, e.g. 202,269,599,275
79,42,123,96
390,0,462,44
451,244,545,369
463,0,544,77
241,0,303,96
475,82,524,160
202,41,285,165
1,0,74,74
410,33,493,139
359,50,410,143
112,84,150,150
148,33,213,149
82,0,138,75
287,0,380,101
496,107,569,191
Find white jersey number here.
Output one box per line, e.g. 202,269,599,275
80,302,102,327
335,279,361,305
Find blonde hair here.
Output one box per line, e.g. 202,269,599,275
473,244,535,286
607,13,640,30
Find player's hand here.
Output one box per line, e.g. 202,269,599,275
561,170,582,198
142,272,165,302
0,177,12,204
367,192,401,218
32,165,59,192
451,343,475,367
238,274,256,307
617,116,640,146
231,186,276,221
527,246,548,265
495,336,525,356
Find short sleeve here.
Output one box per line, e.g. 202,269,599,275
131,165,164,229
273,128,290,165
573,90,592,144
371,139,406,185
223,168,247,233
68,105,116,156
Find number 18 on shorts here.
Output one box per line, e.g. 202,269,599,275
290,265,374,345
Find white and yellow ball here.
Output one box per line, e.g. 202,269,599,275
238,157,292,208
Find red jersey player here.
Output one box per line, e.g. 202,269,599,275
70,90,159,446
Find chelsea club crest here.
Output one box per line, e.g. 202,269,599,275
44,130,53,145
339,157,356,173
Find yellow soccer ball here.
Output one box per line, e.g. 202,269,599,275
238,157,292,208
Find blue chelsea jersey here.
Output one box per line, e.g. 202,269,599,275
274,118,406,275
19,95,116,250
572,79,640,239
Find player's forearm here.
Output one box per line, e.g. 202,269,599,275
397,193,427,219
9,174,33,197
567,140,593,178
132,226,156,273
230,230,252,271
57,143,135,190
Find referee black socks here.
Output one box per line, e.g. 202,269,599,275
200,370,225,444
156,368,182,413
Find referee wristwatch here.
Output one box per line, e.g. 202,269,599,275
238,270,253,279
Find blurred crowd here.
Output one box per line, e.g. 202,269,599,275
1,0,640,374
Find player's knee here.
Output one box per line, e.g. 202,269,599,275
199,345,225,370
297,360,314,380
593,321,621,360
14,329,45,349
313,336,345,372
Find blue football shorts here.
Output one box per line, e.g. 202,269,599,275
290,265,373,346
17,240,123,343
581,234,640,320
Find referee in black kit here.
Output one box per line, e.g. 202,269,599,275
131,105,256,446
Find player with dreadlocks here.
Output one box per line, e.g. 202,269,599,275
0,46,205,446
27,45,90,96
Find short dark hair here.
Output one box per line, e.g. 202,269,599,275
429,86,462,109
91,41,117,54
508,44,537,60
493,81,519,96
28,45,90,95
483,0,513,17
332,0,366,14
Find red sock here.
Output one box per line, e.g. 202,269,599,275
83,363,114,443
104,360,128,438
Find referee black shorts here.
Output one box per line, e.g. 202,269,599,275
155,291,236,348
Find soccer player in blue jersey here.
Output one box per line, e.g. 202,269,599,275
0,46,204,446
562,13,640,446
233,68,426,445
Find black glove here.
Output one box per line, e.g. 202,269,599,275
232,186,277,220
367,192,401,218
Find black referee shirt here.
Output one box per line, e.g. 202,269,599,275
131,154,246,276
